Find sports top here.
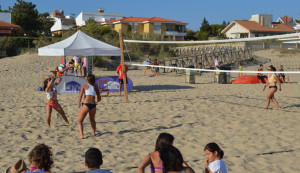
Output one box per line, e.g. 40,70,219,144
268,74,277,83
85,84,96,96
46,86,57,100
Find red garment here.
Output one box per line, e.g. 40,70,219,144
116,64,128,79
153,61,158,65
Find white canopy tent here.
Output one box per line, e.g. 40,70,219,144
37,30,121,88
38,30,121,56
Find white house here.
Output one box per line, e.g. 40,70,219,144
51,17,75,34
0,12,11,23
221,14,296,38
75,9,122,26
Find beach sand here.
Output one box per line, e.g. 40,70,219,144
0,50,300,173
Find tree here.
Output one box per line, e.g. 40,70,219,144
11,0,39,36
195,31,209,40
185,29,196,40
200,17,211,34
38,12,54,36
222,20,227,27
210,24,226,37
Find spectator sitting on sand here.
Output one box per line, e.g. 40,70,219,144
84,148,112,173
257,64,267,83
138,133,174,173
6,160,28,173
278,65,290,83
25,144,54,173
204,142,227,173
138,133,191,173
160,145,195,173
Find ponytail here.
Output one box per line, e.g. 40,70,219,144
204,142,224,159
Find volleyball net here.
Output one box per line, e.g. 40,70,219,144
124,33,300,77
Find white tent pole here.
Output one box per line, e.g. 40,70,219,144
37,56,40,88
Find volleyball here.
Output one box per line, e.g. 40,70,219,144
58,64,66,72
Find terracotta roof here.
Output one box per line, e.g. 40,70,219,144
102,17,187,25
0,20,21,30
234,20,295,33
279,16,294,29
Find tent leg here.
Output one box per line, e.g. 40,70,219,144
37,56,40,88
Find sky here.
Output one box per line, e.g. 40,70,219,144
1,0,300,31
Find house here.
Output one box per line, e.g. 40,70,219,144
75,9,123,26
276,15,300,32
0,12,20,36
51,17,76,34
101,17,188,40
50,9,75,34
221,14,295,38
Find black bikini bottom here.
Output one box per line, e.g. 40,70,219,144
269,86,277,89
82,103,96,110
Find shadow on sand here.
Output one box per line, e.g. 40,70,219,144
133,85,195,92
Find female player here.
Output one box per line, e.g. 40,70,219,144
77,74,101,139
263,65,281,109
43,76,69,126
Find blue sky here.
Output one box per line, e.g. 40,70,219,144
1,0,300,30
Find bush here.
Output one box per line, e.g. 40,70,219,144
0,37,38,57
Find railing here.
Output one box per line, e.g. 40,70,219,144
154,30,161,34
165,31,186,36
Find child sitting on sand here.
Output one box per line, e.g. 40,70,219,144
43,76,69,126
84,148,112,173
204,142,227,173
25,144,54,173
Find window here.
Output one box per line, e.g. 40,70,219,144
166,24,172,31
134,24,138,33
154,25,161,31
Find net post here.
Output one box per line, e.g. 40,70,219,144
119,29,128,103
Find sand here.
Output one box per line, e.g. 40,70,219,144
0,50,300,173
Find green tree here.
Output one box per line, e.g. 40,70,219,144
210,24,226,37
195,31,209,40
222,20,227,27
11,0,40,36
38,12,54,36
80,19,119,46
185,29,196,40
200,17,211,34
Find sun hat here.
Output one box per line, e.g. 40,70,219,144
6,160,27,173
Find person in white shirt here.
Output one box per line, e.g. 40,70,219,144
204,142,227,173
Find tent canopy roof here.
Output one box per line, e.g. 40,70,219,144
38,30,121,56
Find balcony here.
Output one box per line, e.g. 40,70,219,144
165,31,186,36
154,30,161,34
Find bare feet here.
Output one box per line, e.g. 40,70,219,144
79,135,84,139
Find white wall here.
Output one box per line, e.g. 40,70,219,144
0,12,11,23
75,12,122,26
249,14,272,27
225,23,249,38
51,18,61,32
